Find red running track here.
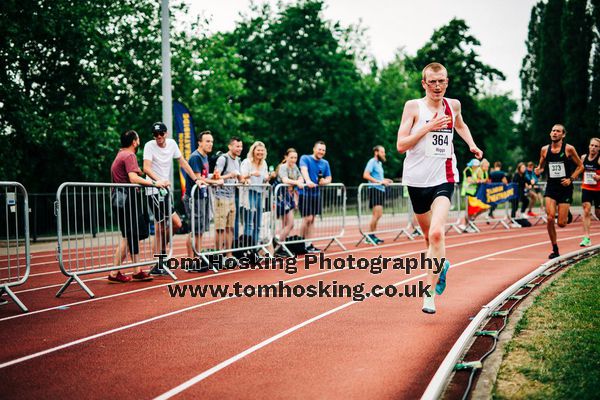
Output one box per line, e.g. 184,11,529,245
0,222,598,399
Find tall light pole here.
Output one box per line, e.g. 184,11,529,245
161,0,173,138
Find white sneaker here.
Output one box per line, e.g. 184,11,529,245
510,222,522,228
422,295,436,314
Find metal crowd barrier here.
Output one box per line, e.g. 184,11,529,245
0,182,30,312
273,183,346,256
445,184,463,234
189,183,274,268
55,182,175,298
356,183,412,246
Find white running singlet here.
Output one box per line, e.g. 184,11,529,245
401,98,459,187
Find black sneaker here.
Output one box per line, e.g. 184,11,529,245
549,251,560,259
305,245,321,253
149,265,168,276
274,248,290,258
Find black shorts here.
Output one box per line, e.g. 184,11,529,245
368,188,386,208
544,184,573,204
299,194,322,217
115,202,148,255
407,183,454,215
149,192,173,223
582,189,600,208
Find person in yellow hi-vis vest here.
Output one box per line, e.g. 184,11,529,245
460,159,490,232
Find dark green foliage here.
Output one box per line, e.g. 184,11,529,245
520,0,597,159
0,0,523,191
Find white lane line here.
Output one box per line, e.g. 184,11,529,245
153,233,595,399
0,230,577,371
1,229,551,323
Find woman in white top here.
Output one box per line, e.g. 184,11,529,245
274,148,305,247
240,141,269,245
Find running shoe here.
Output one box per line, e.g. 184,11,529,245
149,264,168,276
579,237,592,247
548,251,560,259
305,245,322,253
108,271,131,283
367,234,378,244
422,295,436,314
132,271,154,282
527,211,538,217
372,234,384,244
435,260,450,295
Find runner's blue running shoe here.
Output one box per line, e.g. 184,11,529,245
435,260,450,295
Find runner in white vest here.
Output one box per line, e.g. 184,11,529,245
397,62,483,314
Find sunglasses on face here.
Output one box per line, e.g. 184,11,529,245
153,131,166,137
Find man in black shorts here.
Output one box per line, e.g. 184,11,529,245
534,124,583,258
362,145,393,244
579,137,600,247
397,62,483,314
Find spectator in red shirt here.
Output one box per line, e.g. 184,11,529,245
109,130,168,283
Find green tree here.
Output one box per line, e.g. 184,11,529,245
477,94,522,165
561,0,592,151
171,23,249,147
368,51,421,179
531,0,565,147
519,2,545,157
585,0,600,139
410,18,506,167
226,0,382,184
0,0,165,192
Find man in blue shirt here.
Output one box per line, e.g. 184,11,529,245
183,131,223,259
363,145,393,244
299,141,332,253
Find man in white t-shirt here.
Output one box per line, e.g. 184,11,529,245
143,122,202,275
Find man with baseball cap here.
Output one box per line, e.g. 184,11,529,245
143,122,202,275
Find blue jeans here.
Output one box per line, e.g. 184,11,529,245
242,191,262,245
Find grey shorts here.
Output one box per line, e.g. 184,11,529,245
184,193,211,234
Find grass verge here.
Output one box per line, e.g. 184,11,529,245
493,254,600,399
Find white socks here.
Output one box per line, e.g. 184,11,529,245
422,293,436,314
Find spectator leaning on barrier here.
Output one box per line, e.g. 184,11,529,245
299,140,332,253
488,161,508,218
274,148,305,253
240,141,269,246
524,161,542,217
183,131,224,259
143,122,200,275
511,162,531,222
213,136,243,261
362,145,393,244
109,130,166,283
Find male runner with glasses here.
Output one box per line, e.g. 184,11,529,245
397,62,483,314
143,122,203,275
